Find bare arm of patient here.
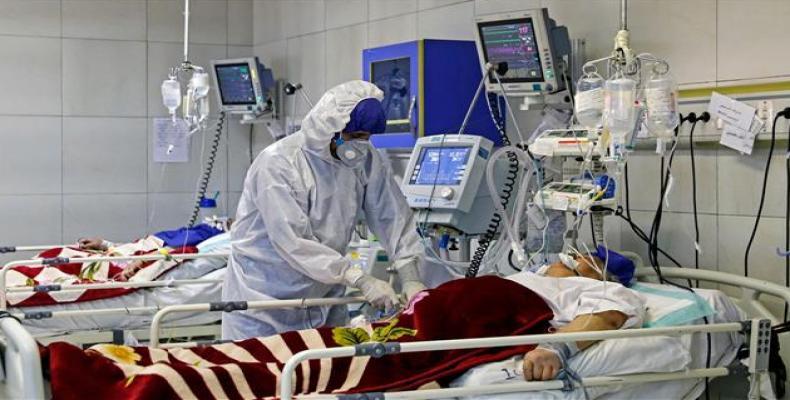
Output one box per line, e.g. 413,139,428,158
522,310,628,381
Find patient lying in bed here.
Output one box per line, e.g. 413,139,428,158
7,225,232,307
508,252,645,381
45,251,645,399
75,223,230,281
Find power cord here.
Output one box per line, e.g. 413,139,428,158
785,117,790,322
684,112,711,286
647,122,683,275
681,111,711,397
744,108,790,277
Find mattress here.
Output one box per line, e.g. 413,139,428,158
599,287,746,399
14,268,225,337
451,286,746,399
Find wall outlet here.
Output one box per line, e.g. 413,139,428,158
756,100,774,132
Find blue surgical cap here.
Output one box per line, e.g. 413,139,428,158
343,98,386,134
595,245,636,287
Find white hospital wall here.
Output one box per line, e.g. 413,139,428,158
0,0,255,265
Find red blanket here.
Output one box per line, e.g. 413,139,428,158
45,276,553,399
7,237,197,307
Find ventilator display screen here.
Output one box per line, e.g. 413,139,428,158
371,57,411,133
215,63,257,105
409,146,471,186
478,18,543,82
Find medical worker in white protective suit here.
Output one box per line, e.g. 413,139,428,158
222,81,428,340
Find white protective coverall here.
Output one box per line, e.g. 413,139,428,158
222,81,425,340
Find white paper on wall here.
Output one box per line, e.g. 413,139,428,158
707,91,756,132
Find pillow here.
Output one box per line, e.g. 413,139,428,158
157,232,231,281
630,283,716,328
158,257,226,280
197,232,231,254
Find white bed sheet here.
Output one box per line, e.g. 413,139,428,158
14,268,226,337
451,286,745,400
598,287,746,399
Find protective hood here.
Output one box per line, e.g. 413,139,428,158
300,80,384,159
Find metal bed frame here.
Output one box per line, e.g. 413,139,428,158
0,266,787,399
0,247,230,346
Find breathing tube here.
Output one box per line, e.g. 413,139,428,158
467,62,529,278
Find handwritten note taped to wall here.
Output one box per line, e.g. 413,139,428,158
707,91,756,131
720,124,758,155
153,118,190,163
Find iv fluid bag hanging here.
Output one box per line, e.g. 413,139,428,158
161,78,181,115
190,72,210,99
575,72,604,129
603,76,637,140
644,71,679,138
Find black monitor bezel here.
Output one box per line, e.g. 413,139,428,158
214,62,258,106
477,16,545,84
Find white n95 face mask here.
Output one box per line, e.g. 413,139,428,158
337,140,370,168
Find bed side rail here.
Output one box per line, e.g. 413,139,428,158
148,296,366,348
0,245,62,254
0,316,44,399
0,252,229,310
636,267,790,323
280,321,761,400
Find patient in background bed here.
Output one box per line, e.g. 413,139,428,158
511,249,644,381
76,222,231,281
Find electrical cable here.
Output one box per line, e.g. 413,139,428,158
786,120,790,322
187,111,226,227
249,123,255,164
624,163,632,220
682,111,711,287
643,117,712,396
745,112,788,277
647,124,681,273
683,112,712,397
607,207,683,267
689,114,701,285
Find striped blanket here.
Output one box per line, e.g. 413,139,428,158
6,236,196,307
46,276,553,399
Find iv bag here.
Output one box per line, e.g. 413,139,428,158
644,70,679,138
603,75,637,141
190,72,210,99
161,78,181,116
574,72,604,129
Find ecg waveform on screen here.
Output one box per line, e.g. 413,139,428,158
481,20,543,80
217,65,256,104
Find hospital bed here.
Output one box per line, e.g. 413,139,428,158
0,266,785,399
0,249,229,345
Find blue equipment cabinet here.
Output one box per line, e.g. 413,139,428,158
362,39,502,149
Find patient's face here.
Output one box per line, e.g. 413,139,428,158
544,256,604,280
575,256,604,280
